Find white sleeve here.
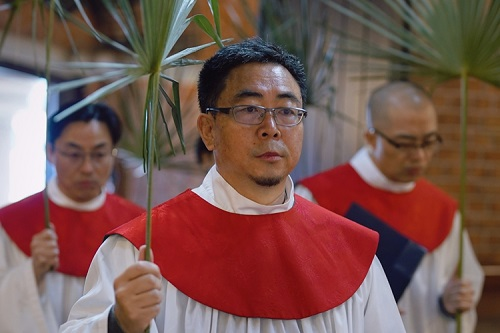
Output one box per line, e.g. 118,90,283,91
457,213,485,333
0,227,56,333
363,256,407,332
460,225,484,302
59,235,158,333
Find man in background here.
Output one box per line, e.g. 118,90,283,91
0,103,144,333
297,81,484,333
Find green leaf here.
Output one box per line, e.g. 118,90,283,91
257,0,338,112
207,0,221,37
0,0,23,53
321,0,500,87
191,14,224,48
53,75,137,121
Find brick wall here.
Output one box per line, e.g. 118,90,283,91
426,78,500,266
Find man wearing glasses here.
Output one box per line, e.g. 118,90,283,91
296,81,484,333
61,38,404,333
0,103,144,333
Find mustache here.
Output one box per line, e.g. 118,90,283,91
254,142,288,156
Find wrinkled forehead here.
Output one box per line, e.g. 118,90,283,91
221,63,302,105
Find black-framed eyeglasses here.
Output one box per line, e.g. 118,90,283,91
370,128,443,153
204,105,307,127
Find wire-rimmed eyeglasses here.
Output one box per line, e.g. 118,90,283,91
370,128,443,154
205,105,307,127
55,148,115,167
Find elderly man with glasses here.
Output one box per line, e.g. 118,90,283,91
296,81,484,333
61,38,405,333
0,103,144,333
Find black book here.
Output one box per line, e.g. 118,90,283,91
345,203,427,301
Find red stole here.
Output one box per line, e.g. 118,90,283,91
110,190,378,319
0,191,144,277
299,164,456,251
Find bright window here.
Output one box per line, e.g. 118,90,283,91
0,67,47,207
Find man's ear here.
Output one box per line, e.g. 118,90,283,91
197,114,215,151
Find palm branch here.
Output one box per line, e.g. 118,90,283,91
1,0,64,228
48,0,224,265
258,0,338,115
112,65,202,168
0,0,107,228
0,0,80,77
320,0,500,331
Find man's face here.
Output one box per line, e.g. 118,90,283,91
198,63,303,201
47,120,115,202
366,98,439,183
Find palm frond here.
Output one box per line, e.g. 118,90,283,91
114,66,200,167
49,0,223,148
258,0,338,116
321,0,500,87
0,0,82,77
0,0,24,53
47,0,223,174
48,1,223,263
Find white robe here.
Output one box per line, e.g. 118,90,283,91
0,178,107,333
295,147,485,333
60,166,406,333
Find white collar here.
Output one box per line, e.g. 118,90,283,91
192,165,294,215
350,147,415,193
47,177,106,211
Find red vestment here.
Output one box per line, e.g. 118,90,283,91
110,190,378,319
299,164,456,251
0,191,144,277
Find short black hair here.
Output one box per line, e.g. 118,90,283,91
47,102,122,145
198,37,307,113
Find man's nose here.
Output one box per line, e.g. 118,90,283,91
259,112,281,138
79,154,96,171
408,146,429,159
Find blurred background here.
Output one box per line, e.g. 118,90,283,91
0,1,498,330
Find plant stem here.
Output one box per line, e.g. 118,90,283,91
143,72,161,333
145,104,154,263
43,187,50,228
45,0,55,81
144,79,159,262
456,70,468,333
143,102,154,333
